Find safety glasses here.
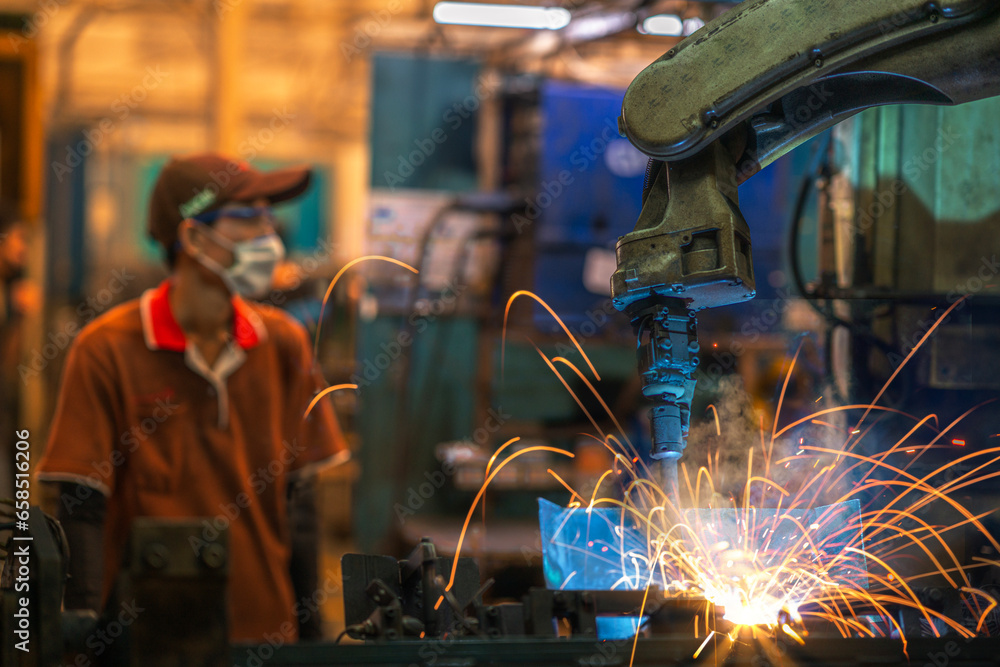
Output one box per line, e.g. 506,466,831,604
191,205,275,224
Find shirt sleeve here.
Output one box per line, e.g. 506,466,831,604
36,331,123,496
286,322,348,474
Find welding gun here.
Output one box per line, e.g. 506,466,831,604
612,0,1000,495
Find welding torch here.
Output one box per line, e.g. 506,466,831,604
611,144,755,505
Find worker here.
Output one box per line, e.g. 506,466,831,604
36,154,347,642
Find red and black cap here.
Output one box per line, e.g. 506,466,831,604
148,153,311,252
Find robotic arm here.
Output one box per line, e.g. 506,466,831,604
612,0,1000,497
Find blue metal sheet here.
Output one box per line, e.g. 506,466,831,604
538,497,867,628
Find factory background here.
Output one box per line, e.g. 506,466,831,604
2,0,1000,656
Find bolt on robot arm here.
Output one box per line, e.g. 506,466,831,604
611,0,1000,496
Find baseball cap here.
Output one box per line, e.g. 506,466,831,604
148,153,311,254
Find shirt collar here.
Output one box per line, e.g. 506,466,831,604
139,279,267,352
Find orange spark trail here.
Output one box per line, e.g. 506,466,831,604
775,405,931,440
547,468,586,504
807,447,1000,553
533,347,606,439
706,404,721,436
443,441,574,595
553,356,633,448
485,438,520,479
771,340,804,447
849,296,966,435
303,383,358,419
315,255,419,357
588,470,616,511
502,290,599,381
693,631,715,658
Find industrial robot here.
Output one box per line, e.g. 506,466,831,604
612,0,1000,496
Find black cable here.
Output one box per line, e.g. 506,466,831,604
386,200,461,548
788,143,824,306
787,136,899,357
334,629,350,644
788,136,919,410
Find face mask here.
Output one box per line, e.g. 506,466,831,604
192,224,286,299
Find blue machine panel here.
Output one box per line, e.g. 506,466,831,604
532,80,646,331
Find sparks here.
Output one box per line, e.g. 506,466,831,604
782,623,805,645
448,290,997,666
693,631,715,658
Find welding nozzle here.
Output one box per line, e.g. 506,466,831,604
629,299,699,500
650,403,686,461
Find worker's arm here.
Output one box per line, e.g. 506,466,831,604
54,482,107,612
36,328,123,612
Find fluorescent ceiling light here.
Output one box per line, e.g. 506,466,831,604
563,12,635,41
683,17,705,35
640,13,683,36
433,2,572,30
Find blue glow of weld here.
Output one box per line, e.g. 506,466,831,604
538,497,869,595
538,498,658,591
596,616,649,640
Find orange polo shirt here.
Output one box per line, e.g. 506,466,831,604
37,279,346,642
